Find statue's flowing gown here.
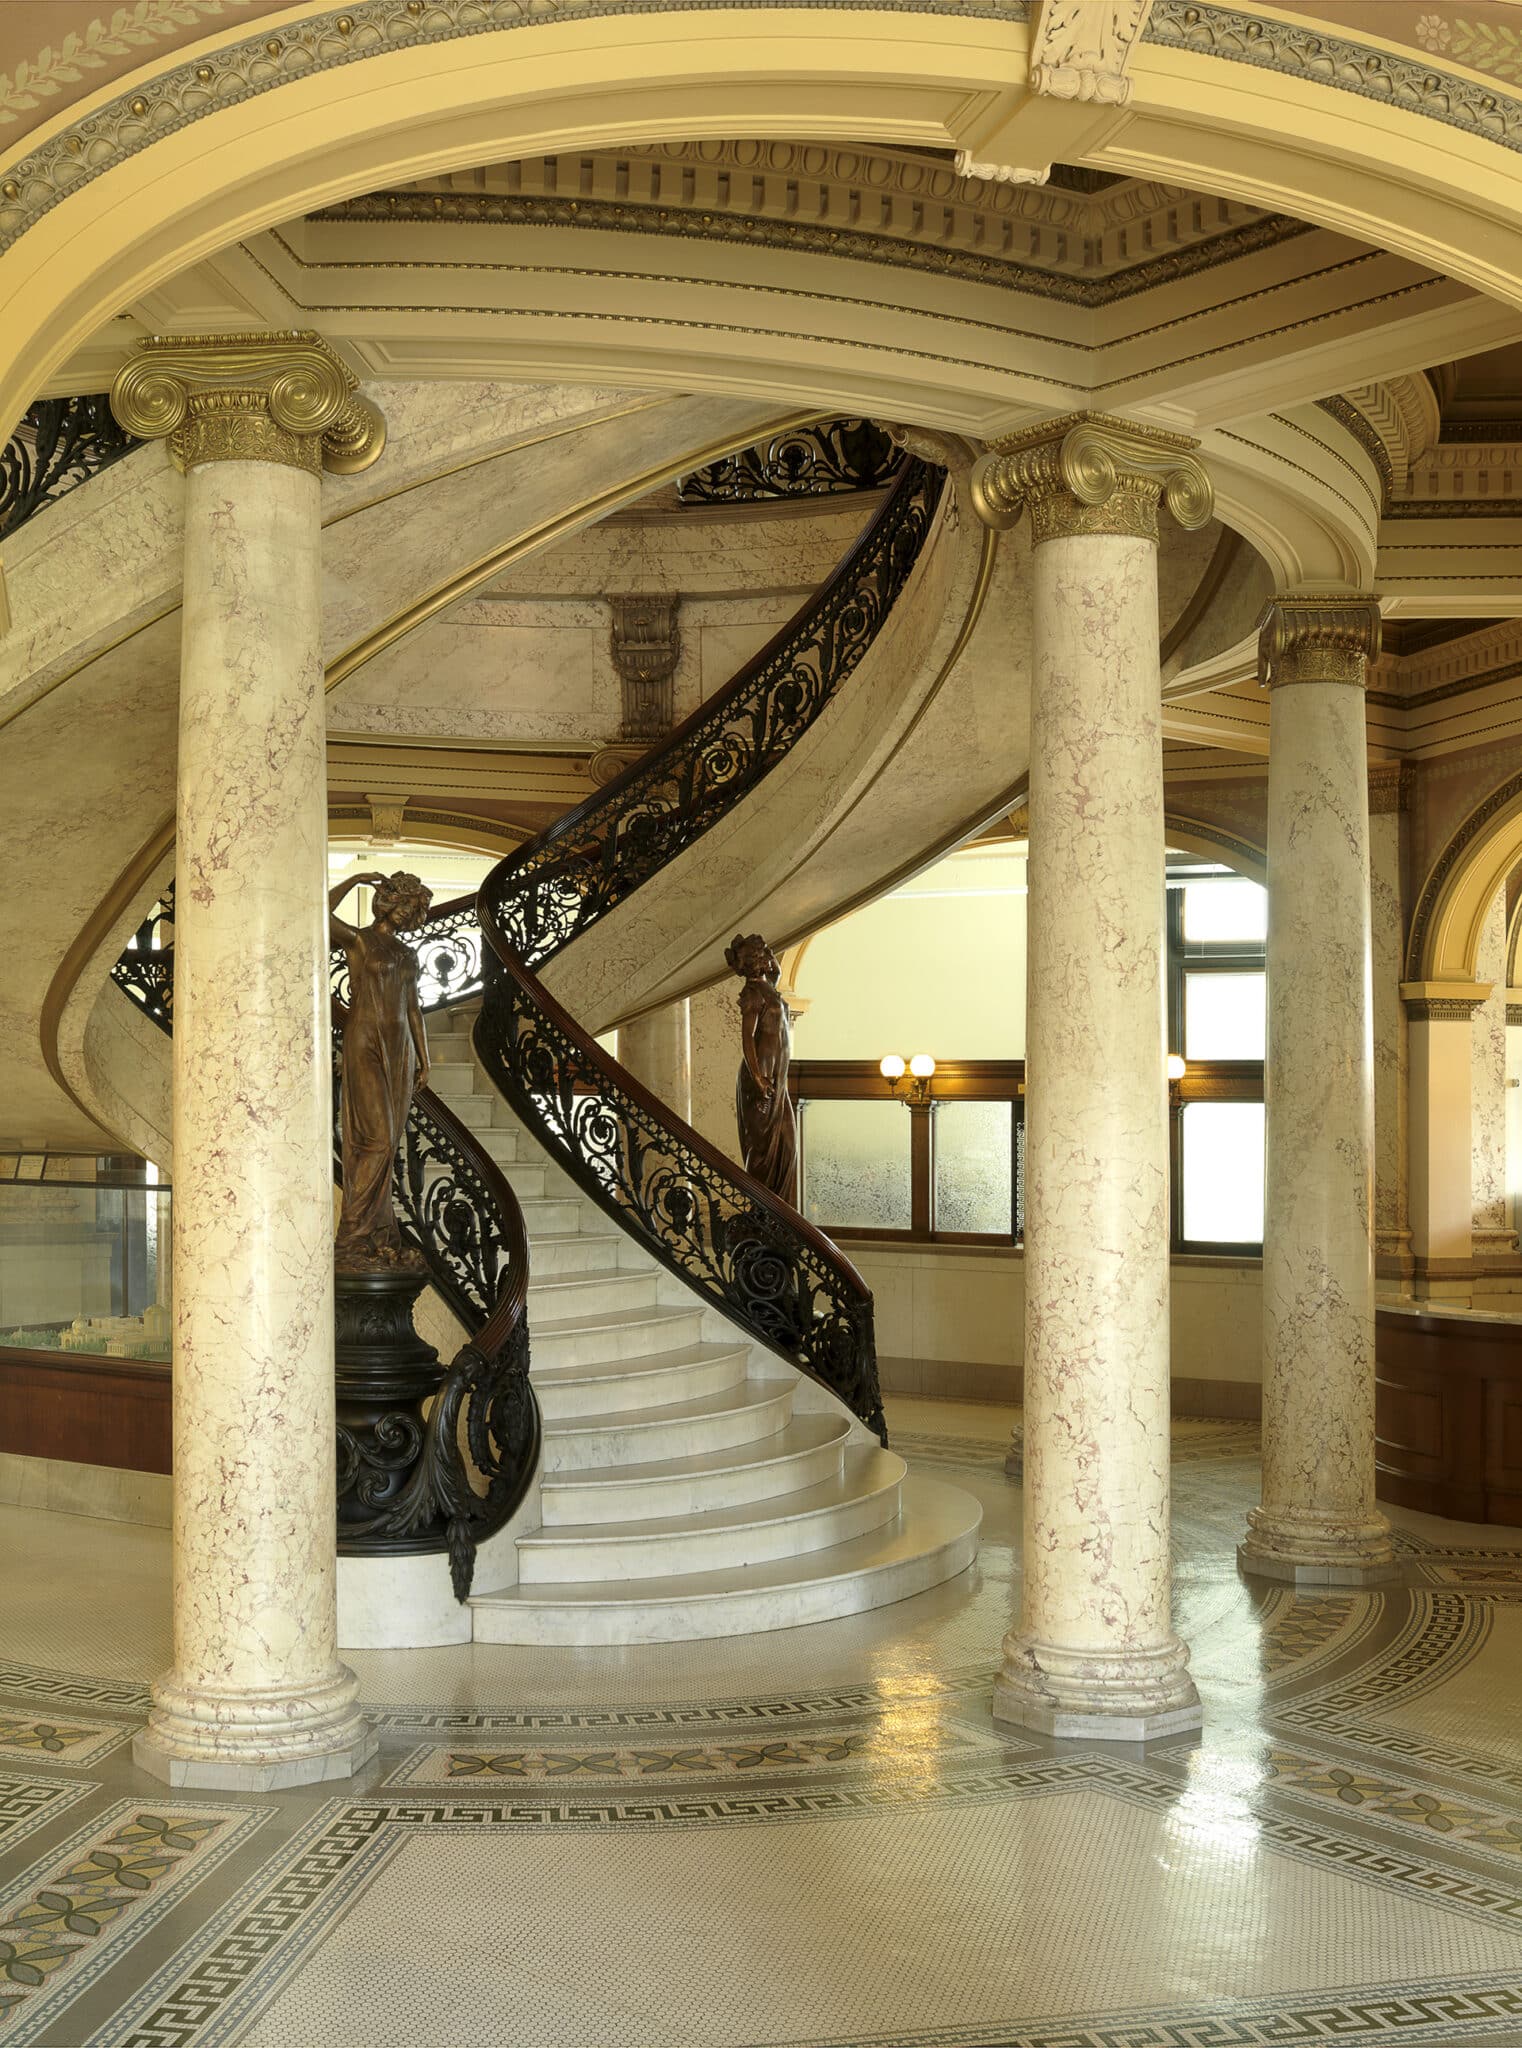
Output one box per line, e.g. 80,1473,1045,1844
335,926,419,1261
735,981,797,1206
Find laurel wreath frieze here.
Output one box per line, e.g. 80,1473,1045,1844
1146,2,1522,154
3,1,1522,267
0,0,254,130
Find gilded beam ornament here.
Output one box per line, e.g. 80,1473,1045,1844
1258,594,1382,690
110,331,386,476
1028,0,1154,103
969,411,1211,543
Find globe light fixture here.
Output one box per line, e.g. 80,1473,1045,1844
881,1052,936,1107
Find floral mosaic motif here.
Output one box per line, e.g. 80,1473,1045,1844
387,1729,942,1785
0,1715,129,1767
0,1804,252,2038
1415,11,1522,82
1266,1746,1522,1859
1260,1594,1360,1678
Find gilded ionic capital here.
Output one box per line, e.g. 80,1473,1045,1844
1258,594,1382,689
969,412,1212,544
110,331,386,476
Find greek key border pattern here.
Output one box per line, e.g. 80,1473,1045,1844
361,1668,997,1734
92,1762,1522,2048
0,1771,94,1856
4,1,1522,271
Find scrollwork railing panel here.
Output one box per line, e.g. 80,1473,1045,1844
334,1079,536,1598
1,394,142,541
492,457,940,971
468,459,946,1436
476,960,883,1438
678,419,904,506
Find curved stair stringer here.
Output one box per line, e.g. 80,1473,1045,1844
11,386,794,1154
544,506,1236,1034
421,1005,982,1644
540,465,991,1037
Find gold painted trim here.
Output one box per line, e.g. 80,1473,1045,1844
39,810,176,1137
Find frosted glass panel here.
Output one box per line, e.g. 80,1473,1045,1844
1181,877,1266,944
934,1100,1013,1235
800,1100,911,1230
1184,971,1266,1059
1181,1102,1265,1243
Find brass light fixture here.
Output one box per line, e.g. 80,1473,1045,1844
881,1052,937,1108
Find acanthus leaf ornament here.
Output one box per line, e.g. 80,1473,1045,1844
970,411,1212,543
1258,594,1382,689
110,330,386,475
1027,0,1155,102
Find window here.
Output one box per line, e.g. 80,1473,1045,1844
792,1063,1024,1244
1167,855,1267,1251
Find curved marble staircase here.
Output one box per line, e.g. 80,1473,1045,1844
422,1006,981,1643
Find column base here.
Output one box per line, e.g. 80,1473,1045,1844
993,1633,1202,1743
133,1663,377,1791
1239,1505,1398,1588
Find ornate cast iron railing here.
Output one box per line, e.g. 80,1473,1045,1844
1,394,142,540
111,915,536,1599
467,458,947,1438
678,418,904,506
111,453,942,1490
491,457,940,973
335,1078,536,1599
475,960,885,1438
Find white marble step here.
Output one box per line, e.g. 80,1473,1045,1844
530,1302,706,1371
540,1411,853,1524
534,1339,750,1420
431,1090,496,1130
528,1267,660,1320
515,1199,585,1239
470,1475,983,1642
541,1375,795,1471
517,1445,905,1583
427,1060,477,1093
525,1228,629,1275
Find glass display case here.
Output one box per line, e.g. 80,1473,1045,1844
0,1160,171,1361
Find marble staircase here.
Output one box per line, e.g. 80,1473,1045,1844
422,1010,982,1643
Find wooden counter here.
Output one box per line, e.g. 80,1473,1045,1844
0,1346,171,1474
1376,1301,1522,1525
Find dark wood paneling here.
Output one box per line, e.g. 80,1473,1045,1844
1376,1307,1522,1525
0,1348,171,1474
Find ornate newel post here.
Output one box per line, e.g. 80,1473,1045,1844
1241,595,1396,1587
972,414,1211,1740
112,332,386,1787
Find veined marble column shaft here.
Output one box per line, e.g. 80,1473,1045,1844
618,999,693,1124
971,415,1211,1740
111,334,386,1788
1471,890,1514,1259
1241,596,1395,1587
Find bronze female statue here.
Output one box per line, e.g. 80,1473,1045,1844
725,933,797,1207
330,870,434,1268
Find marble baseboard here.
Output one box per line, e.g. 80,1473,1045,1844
0,1450,171,1526
879,1359,1261,1421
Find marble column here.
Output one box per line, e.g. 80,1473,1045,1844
1404,981,1490,1299
1368,765,1413,1287
618,998,693,1123
1471,890,1515,1262
971,414,1212,1740
1241,595,1395,1587
111,334,387,1788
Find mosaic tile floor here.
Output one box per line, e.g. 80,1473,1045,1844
4,1397,1522,2048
